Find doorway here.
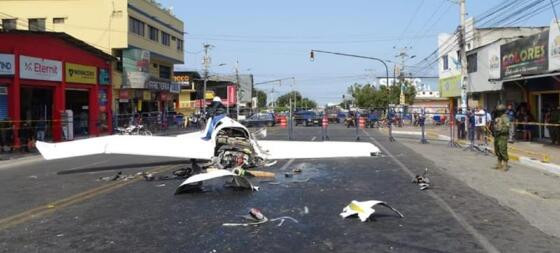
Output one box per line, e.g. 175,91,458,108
65,89,89,137
20,87,54,141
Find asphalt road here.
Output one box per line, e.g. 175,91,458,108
0,124,559,252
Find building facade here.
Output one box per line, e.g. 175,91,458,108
0,0,184,126
0,31,114,147
438,17,546,111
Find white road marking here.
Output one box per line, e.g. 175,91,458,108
277,135,316,170
362,129,500,253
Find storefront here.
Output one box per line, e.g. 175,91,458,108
500,20,560,140
0,31,113,147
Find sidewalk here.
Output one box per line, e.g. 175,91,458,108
388,125,560,175
395,135,560,238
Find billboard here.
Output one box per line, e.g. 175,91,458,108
122,48,150,88
20,55,62,81
66,62,97,84
549,20,560,71
501,31,549,78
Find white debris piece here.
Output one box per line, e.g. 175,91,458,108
175,169,259,194
340,200,404,222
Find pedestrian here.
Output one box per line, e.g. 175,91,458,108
475,107,487,142
492,104,511,171
455,108,466,139
467,109,476,144
506,104,516,143
550,106,560,144
35,117,46,142
0,118,9,152
20,121,31,152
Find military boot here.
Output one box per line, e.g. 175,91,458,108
502,161,509,171
494,160,503,170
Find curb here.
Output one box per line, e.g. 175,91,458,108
387,130,560,176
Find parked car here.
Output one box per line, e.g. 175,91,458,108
294,111,320,126
240,113,276,127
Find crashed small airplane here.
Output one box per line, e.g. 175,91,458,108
36,115,381,193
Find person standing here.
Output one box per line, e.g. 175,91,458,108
550,106,560,145
492,105,511,171
455,108,466,139
475,107,487,143
506,104,515,143
467,109,476,144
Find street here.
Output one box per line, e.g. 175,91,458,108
1,124,559,253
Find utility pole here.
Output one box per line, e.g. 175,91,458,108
202,43,212,114
394,47,414,105
235,59,241,120
459,0,468,113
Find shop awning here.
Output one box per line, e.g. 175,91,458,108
499,71,560,83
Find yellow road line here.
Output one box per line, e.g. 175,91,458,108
0,165,177,230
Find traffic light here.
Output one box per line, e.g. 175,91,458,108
310,51,314,61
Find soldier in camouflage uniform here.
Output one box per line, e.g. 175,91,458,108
493,104,511,171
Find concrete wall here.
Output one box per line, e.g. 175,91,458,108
127,0,184,64
0,0,128,53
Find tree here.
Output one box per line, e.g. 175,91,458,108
275,91,317,109
345,80,416,108
254,89,267,108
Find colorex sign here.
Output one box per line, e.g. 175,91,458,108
20,55,62,81
0,53,15,75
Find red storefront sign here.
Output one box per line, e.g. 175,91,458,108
119,90,129,99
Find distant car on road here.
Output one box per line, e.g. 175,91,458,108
240,113,276,127
294,111,320,126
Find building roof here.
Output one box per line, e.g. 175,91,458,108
0,30,115,61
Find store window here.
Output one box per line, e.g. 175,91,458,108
149,25,159,41
161,31,170,46
129,16,145,37
467,53,477,73
53,17,65,24
177,39,184,51
28,18,46,31
159,65,171,79
1,19,17,31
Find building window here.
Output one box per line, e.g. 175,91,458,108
161,31,170,46
171,36,176,41
1,19,17,31
53,17,65,24
149,25,159,41
442,55,449,70
467,53,477,73
177,39,183,51
129,16,145,37
159,65,171,79
456,50,461,65
28,18,46,31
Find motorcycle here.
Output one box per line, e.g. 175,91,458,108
116,124,152,136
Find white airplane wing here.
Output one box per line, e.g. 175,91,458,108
257,140,380,160
36,132,214,160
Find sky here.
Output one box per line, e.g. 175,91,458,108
158,0,555,105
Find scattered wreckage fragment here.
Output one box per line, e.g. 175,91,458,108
175,168,260,194
222,208,299,227
340,200,404,222
412,168,431,190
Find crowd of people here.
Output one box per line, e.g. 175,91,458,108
452,103,560,144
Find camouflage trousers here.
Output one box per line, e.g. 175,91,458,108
494,135,509,161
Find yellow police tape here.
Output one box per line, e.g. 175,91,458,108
424,126,550,163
